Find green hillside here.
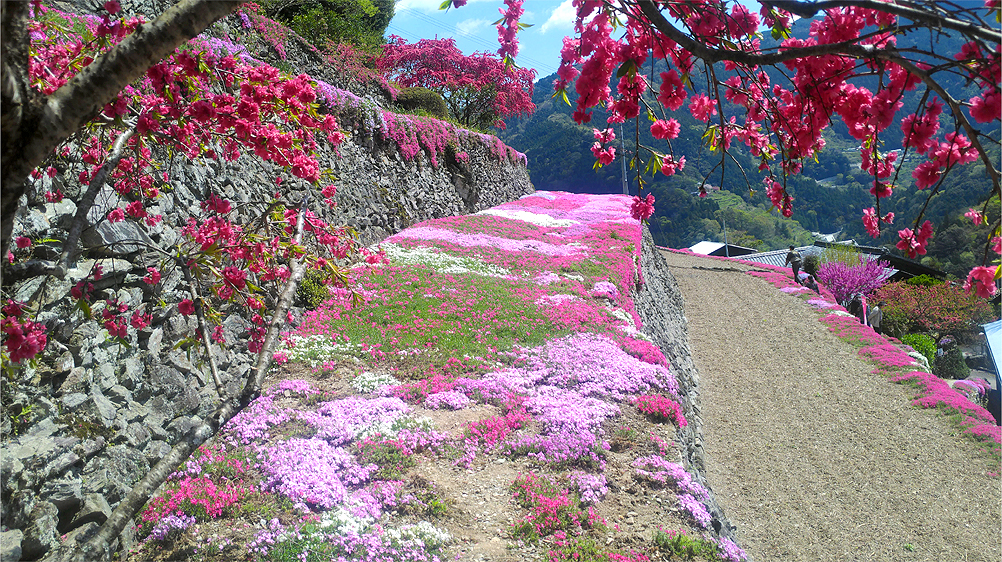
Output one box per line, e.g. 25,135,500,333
499,18,998,275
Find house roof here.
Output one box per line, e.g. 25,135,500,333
688,241,759,257
739,245,824,269
739,241,946,281
689,241,725,255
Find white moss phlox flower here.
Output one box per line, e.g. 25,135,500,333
352,371,401,394
477,208,581,228
380,243,511,277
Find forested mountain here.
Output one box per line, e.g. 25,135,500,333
499,17,999,277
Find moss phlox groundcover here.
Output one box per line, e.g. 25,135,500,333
132,192,732,562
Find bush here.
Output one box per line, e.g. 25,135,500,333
901,333,936,366
905,274,944,287
296,268,330,310
803,254,820,277
264,0,393,50
395,87,448,120
933,346,970,380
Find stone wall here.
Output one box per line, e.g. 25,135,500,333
632,228,745,551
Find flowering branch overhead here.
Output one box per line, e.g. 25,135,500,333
449,0,1001,291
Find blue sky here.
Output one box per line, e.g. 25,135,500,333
388,0,578,81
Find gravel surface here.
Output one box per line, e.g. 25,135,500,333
661,250,1001,562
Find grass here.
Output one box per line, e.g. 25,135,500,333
298,266,573,378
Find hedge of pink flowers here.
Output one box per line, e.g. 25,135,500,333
135,192,731,561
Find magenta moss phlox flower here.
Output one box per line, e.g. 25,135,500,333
858,344,918,368
890,370,1000,444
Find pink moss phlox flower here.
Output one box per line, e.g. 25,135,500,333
890,370,1000,445
858,344,917,368
634,394,687,427
258,437,378,509
591,281,619,298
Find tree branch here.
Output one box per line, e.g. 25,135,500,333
45,199,314,562
181,264,226,395
1,0,241,254
762,0,1001,44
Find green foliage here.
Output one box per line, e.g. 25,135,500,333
296,268,330,310
901,333,936,366
609,425,638,452
905,274,944,286
651,528,720,559
934,346,970,380
264,0,393,49
803,254,820,277
820,244,862,266
353,436,416,480
395,87,448,120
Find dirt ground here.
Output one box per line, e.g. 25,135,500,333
660,250,1001,562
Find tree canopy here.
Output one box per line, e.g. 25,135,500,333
377,36,536,131
454,0,1001,297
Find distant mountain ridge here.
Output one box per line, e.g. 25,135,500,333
498,15,998,276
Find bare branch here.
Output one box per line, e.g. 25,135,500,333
181,264,226,395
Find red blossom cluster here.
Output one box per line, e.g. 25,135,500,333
447,0,1000,289
1,300,47,363
377,35,535,130
5,6,377,365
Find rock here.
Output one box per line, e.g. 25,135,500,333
53,351,75,375
62,390,89,406
20,501,59,560
42,450,81,479
106,385,132,405
142,327,164,356
120,356,145,390
89,387,117,428
1,529,23,562
81,446,149,506
143,440,172,464
61,521,99,549
69,494,112,528
66,322,101,356
165,416,198,442
114,422,150,448
40,475,83,513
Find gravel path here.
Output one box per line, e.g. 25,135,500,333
660,250,1001,562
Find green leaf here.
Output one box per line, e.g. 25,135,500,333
593,159,602,170
439,0,452,10
76,299,92,319
492,16,504,26
616,59,636,78
516,22,533,30
645,155,663,176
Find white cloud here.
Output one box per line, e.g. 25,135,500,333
539,0,576,33
456,18,490,37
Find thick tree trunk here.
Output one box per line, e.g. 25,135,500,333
0,0,242,257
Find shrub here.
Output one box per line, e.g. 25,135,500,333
934,346,970,380
803,254,820,277
901,333,936,366
396,87,448,120
905,274,944,287
296,268,330,310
